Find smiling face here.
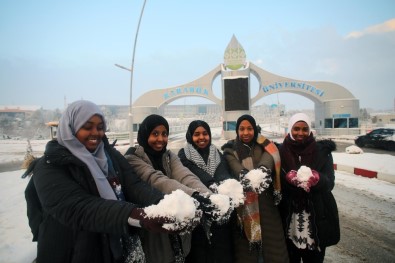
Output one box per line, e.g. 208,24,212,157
238,120,255,144
147,125,168,152
291,121,310,142
75,114,105,152
192,126,210,149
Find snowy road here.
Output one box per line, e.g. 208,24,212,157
1,169,394,263
325,183,395,262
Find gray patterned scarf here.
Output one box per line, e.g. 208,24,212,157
184,143,221,176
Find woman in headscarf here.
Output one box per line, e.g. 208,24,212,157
125,114,224,263
29,100,172,263
278,113,340,262
221,114,289,263
178,120,234,263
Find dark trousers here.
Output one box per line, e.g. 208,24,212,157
287,240,326,263
186,222,233,263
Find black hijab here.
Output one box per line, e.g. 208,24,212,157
186,120,212,162
236,114,259,142
186,120,212,145
234,114,258,161
137,114,169,173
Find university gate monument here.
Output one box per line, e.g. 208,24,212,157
132,35,359,139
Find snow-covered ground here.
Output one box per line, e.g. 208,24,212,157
0,135,394,263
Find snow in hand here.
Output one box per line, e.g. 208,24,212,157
296,166,313,191
144,189,201,233
209,194,233,224
244,169,271,194
216,179,245,207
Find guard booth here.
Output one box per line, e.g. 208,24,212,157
46,121,59,140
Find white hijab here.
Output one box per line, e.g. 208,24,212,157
57,100,116,200
287,113,312,141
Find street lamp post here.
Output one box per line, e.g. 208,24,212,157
116,0,147,146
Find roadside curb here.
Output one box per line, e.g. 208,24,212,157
334,163,395,184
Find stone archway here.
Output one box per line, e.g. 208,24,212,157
249,63,359,135
132,35,359,137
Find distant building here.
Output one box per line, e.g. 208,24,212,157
0,106,41,119
160,104,221,117
371,113,395,126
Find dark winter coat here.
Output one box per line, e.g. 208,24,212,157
178,148,231,186
30,137,163,263
178,148,234,263
278,139,340,249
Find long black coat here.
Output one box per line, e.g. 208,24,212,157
278,140,340,249
30,137,163,263
178,148,234,263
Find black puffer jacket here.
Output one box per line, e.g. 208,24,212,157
30,137,163,263
278,140,340,249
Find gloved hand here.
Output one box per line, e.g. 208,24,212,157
129,208,173,233
179,208,202,234
256,166,272,193
285,170,298,186
304,169,320,192
239,169,251,191
192,192,218,221
273,190,282,206
208,182,218,193
258,165,272,176
209,194,234,225
242,168,272,194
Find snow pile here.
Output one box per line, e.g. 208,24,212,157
346,145,364,154
144,189,201,233
244,169,271,193
216,179,245,207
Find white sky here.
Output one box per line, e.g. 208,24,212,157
1,1,395,111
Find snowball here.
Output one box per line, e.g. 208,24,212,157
217,179,245,207
209,194,231,216
245,169,265,190
296,166,313,191
346,145,364,154
244,169,271,194
144,189,200,232
296,166,313,182
144,189,195,220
